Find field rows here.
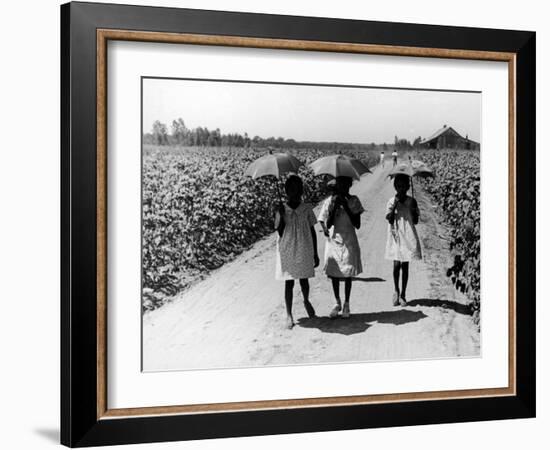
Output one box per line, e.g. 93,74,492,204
142,146,481,317
142,145,379,311
416,150,481,322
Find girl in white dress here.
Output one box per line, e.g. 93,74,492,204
385,174,422,306
391,150,398,166
318,176,364,319
275,175,319,329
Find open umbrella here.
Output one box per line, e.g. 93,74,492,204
410,159,434,178
389,161,434,178
244,152,302,179
244,151,303,201
309,154,371,181
388,161,434,196
388,162,414,178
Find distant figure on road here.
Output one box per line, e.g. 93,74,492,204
380,151,385,168
392,150,398,166
274,175,320,330
318,176,363,320
385,174,422,307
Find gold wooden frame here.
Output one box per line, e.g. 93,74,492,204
96,29,516,420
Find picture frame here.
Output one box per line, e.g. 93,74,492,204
60,1,535,447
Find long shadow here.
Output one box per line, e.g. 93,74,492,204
351,277,385,282
296,309,427,336
407,298,472,316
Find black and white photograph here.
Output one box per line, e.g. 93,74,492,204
141,78,482,372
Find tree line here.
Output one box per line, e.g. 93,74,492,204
144,118,419,150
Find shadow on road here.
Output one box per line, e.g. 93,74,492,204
351,277,386,282
296,309,427,335
407,298,472,315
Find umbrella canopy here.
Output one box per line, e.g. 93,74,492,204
244,152,303,179
388,163,413,178
410,159,434,178
309,154,371,181
389,161,434,179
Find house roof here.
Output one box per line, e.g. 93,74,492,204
419,126,459,144
419,125,479,145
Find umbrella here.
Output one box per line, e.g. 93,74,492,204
388,161,434,196
388,163,414,178
245,152,303,179
388,161,434,179
410,159,434,178
309,154,371,181
244,151,303,201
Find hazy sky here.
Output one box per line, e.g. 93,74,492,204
143,78,480,143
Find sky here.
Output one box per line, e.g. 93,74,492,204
142,78,481,144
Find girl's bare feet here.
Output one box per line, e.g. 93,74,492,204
329,302,341,319
303,300,316,318
286,315,294,329
342,302,350,319
399,295,407,306
392,291,400,307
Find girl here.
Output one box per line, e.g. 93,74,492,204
275,175,320,329
385,174,422,306
318,176,363,319
391,150,398,167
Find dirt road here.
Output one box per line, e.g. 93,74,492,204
143,161,480,371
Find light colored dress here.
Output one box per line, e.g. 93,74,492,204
275,202,318,280
385,196,422,262
318,196,363,278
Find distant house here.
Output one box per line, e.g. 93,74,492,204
419,125,480,150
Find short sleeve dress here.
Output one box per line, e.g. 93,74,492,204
384,196,422,262
275,202,318,281
318,196,363,278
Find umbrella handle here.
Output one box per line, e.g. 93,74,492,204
411,177,415,197
303,183,311,203
276,179,284,203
